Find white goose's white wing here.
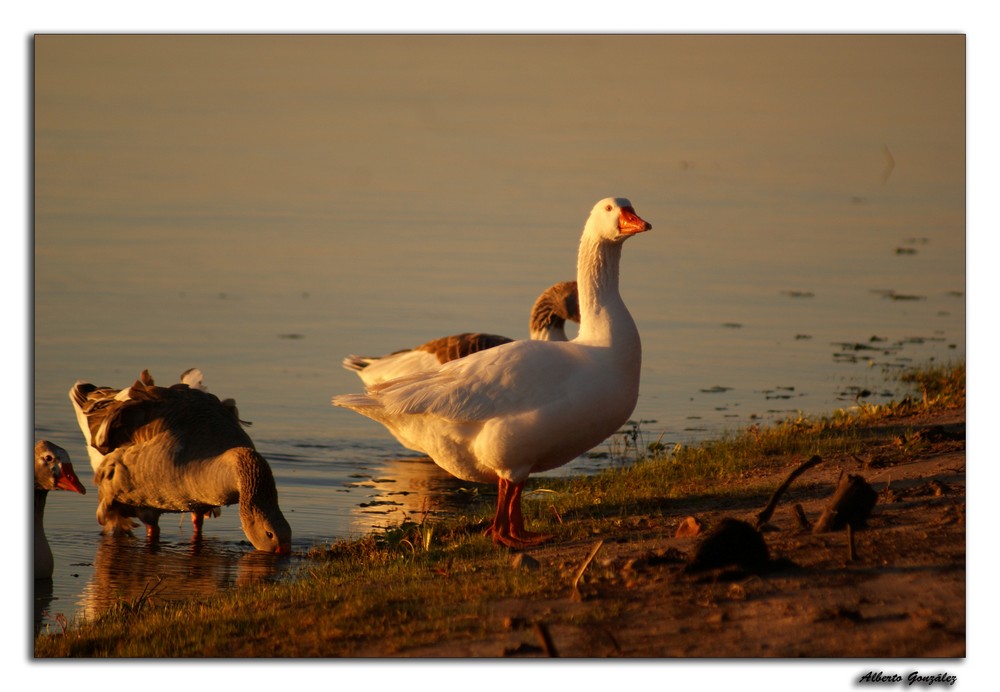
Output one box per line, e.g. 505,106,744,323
343,332,515,388
366,340,584,421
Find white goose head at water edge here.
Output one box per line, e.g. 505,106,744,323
586,197,652,242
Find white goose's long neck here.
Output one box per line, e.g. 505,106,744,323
575,235,637,350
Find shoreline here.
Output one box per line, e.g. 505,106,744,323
35,372,965,658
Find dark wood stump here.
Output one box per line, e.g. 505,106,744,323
812,473,878,533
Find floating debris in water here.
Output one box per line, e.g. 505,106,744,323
871,288,926,301
781,290,815,298
794,334,813,340
837,385,873,400
895,247,918,255
359,499,403,508
831,341,883,352
700,385,733,394
278,333,305,339
721,322,743,329
761,385,800,400
901,335,945,345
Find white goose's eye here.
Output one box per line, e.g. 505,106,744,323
605,204,613,212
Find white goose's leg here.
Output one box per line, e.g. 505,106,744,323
507,481,549,545
484,477,512,542
484,478,550,548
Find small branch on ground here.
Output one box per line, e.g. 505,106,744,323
755,454,824,529
570,540,604,601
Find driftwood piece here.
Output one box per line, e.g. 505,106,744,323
675,515,704,537
755,455,824,529
812,473,878,533
534,622,559,657
686,518,769,573
569,540,604,601
793,503,812,530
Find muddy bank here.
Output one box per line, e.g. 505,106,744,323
401,409,966,658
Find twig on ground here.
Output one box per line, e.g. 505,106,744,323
793,503,812,530
755,455,824,529
570,540,604,601
534,622,559,657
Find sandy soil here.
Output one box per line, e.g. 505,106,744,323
403,409,966,658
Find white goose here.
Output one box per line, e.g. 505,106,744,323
34,440,87,579
68,371,291,553
333,197,651,547
342,281,579,388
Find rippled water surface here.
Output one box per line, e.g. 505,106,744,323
31,35,964,635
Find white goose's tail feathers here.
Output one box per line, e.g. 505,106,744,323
331,392,382,410
341,355,376,372
180,367,206,390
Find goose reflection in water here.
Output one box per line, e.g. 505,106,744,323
33,580,57,636
350,455,492,536
76,534,293,623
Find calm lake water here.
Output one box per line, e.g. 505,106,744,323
31,35,965,636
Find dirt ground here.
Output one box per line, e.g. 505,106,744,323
403,408,966,658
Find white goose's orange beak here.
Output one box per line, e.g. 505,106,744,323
619,206,652,235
